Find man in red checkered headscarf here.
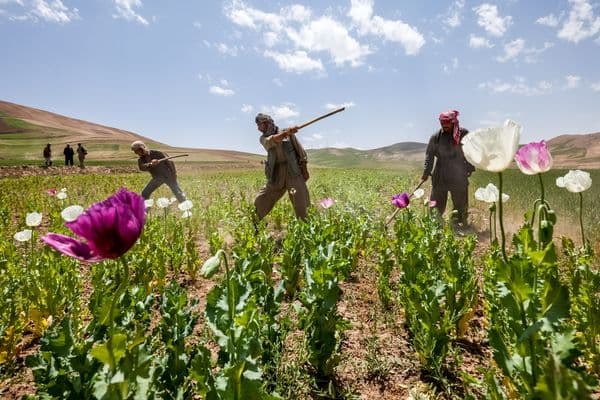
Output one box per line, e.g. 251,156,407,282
421,110,475,227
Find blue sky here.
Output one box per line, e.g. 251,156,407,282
1,0,599,154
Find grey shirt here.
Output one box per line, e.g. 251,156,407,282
138,149,177,180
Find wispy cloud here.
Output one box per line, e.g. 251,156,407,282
496,39,553,63
241,104,253,113
264,50,324,73
479,77,553,96
473,3,512,37
113,0,148,25
591,82,600,91
536,13,560,27
216,43,240,56
1,0,79,23
564,74,581,89
557,0,600,43
324,102,355,110
348,0,425,55
209,85,235,96
496,38,525,62
469,34,494,49
260,103,300,120
443,0,465,28
442,57,459,73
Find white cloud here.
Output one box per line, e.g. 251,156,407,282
495,39,553,63
33,0,79,23
263,31,279,47
496,38,525,62
473,3,512,37
209,86,235,96
2,0,79,23
272,78,283,87
264,50,324,73
216,43,239,56
192,21,201,29
536,13,560,27
558,0,600,43
444,0,465,28
241,104,253,113
348,0,425,55
479,77,553,96
281,4,311,22
324,102,355,110
565,75,581,89
591,82,600,91
442,57,459,73
225,0,283,31
469,34,494,48
286,16,370,66
113,0,148,25
261,103,299,120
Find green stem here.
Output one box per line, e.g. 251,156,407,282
488,210,493,244
498,172,507,262
579,192,585,245
537,173,545,205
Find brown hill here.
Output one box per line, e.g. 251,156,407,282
0,100,260,164
547,132,600,169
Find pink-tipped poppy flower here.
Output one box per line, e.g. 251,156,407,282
320,198,335,209
42,188,145,262
46,188,57,196
514,140,553,175
391,192,410,209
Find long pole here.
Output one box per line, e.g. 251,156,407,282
297,107,345,130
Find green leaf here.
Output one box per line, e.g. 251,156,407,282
201,250,224,278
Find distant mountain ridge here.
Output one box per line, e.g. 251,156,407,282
1,100,598,168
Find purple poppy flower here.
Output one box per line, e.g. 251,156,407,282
42,188,145,262
514,140,553,175
391,192,410,209
320,198,335,209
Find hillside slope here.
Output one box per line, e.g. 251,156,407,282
0,100,260,164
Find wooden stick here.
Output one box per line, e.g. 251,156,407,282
297,107,345,130
143,154,189,168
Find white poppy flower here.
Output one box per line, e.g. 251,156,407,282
144,199,154,208
178,200,193,211
412,188,425,199
169,197,177,204
556,170,592,193
156,197,170,208
14,229,32,242
474,183,509,203
289,188,297,195
181,210,192,218
26,212,43,227
462,120,521,172
56,191,67,200
61,205,84,222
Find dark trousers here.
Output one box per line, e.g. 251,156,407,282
430,184,469,224
65,157,74,166
142,177,186,203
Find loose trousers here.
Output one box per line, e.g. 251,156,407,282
142,177,186,203
255,174,309,220
430,183,469,224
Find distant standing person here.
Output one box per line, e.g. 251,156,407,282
43,144,52,167
254,113,310,221
131,141,187,203
421,110,475,226
76,143,87,168
63,144,75,166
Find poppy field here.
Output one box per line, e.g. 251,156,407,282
1,158,599,397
